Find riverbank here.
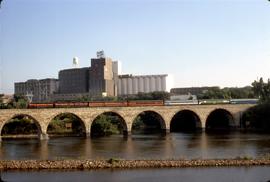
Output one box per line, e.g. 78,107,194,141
1,158,270,170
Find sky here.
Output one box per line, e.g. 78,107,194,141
0,0,270,94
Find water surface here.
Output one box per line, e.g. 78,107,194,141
2,166,270,182
1,132,270,160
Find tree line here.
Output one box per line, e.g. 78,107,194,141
197,86,254,100
242,78,270,132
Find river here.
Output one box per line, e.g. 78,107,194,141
1,166,270,182
1,132,270,160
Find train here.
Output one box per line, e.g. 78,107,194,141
28,99,258,109
28,100,164,109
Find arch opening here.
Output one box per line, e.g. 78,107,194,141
1,114,41,138
90,112,127,137
47,113,86,137
170,110,202,132
206,109,234,131
132,111,166,134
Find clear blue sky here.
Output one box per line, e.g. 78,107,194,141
0,0,270,94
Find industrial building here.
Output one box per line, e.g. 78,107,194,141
117,74,173,96
59,67,89,94
14,51,172,102
89,57,118,97
53,54,118,101
14,78,59,102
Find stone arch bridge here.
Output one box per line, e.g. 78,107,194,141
0,104,254,140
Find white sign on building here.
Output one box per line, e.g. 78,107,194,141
97,50,105,58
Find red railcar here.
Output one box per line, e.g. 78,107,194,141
127,100,164,107
89,101,128,107
73,102,89,107
28,100,164,109
104,101,128,107
28,103,54,109
89,101,105,107
54,102,88,108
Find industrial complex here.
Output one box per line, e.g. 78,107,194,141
14,51,173,102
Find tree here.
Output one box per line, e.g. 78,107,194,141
197,87,228,99
240,78,270,132
252,78,270,103
242,103,270,132
91,113,124,137
151,91,170,100
197,86,255,100
11,94,29,109
16,99,28,109
2,117,38,135
48,113,85,135
124,91,170,101
0,94,4,103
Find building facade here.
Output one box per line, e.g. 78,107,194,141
89,57,118,97
14,79,59,102
59,67,89,94
117,74,172,96
51,92,90,101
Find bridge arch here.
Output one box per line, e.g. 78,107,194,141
131,110,166,134
90,111,128,137
170,109,202,132
0,113,42,137
46,112,87,136
206,108,235,131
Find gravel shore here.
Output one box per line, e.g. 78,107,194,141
0,159,270,170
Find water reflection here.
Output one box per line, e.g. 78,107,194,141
1,132,270,160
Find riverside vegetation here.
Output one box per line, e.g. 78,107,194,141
242,78,270,132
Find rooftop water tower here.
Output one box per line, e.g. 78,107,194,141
72,57,79,68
